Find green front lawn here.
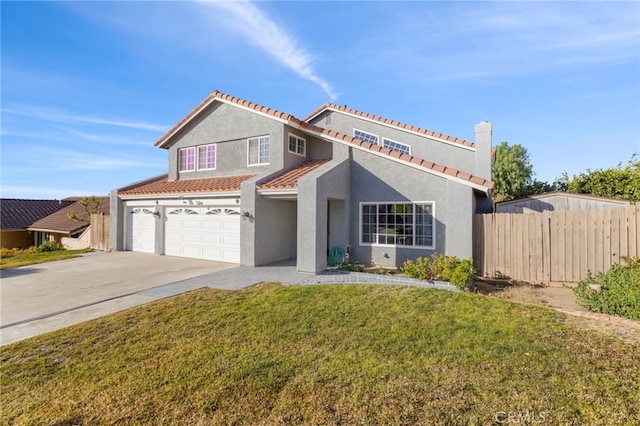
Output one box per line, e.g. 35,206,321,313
0,249,92,270
2,284,639,425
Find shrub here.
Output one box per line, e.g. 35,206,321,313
0,246,36,258
402,254,476,290
36,240,65,253
573,257,640,321
337,262,366,272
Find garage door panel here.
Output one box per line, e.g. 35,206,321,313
126,207,156,253
203,234,223,245
164,206,240,263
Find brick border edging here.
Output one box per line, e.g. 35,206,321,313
554,308,640,329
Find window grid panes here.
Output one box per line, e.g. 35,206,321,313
179,147,195,172
288,135,306,156
248,136,270,165
354,129,379,145
198,144,216,170
383,138,411,155
361,202,434,247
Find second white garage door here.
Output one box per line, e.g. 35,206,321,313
164,207,241,263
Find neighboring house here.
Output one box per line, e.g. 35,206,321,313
0,199,74,249
495,192,631,214
28,197,110,248
111,91,494,273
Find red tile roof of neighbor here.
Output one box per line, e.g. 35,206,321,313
0,199,75,229
150,90,493,191
258,159,331,190
119,174,257,196
28,197,110,235
303,103,476,148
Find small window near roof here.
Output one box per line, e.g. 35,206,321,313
354,129,379,145
383,138,411,155
179,147,195,172
288,134,306,157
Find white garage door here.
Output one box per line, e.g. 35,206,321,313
164,207,241,263
126,207,156,253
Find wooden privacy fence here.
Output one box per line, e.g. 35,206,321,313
473,204,639,284
90,214,110,251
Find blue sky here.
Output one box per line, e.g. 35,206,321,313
1,1,639,199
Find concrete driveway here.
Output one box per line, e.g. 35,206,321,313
0,252,235,344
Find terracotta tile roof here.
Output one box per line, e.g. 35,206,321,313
119,174,257,196
151,90,493,192
28,197,110,235
303,103,475,148
295,122,494,190
1,199,74,229
258,159,332,190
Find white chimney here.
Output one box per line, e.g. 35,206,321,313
474,121,492,180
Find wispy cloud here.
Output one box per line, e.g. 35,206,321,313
197,0,338,100
1,127,152,147
2,105,168,132
34,148,163,171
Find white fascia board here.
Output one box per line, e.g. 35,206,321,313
120,191,242,201
27,228,72,235
257,189,298,197
320,107,476,152
291,124,490,194
157,97,290,149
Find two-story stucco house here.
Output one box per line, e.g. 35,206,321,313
110,91,493,273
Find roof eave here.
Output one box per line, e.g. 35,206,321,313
119,191,243,200
291,123,493,194
155,92,292,149
303,105,476,151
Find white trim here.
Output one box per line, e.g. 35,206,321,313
156,95,289,148
247,135,270,166
257,188,298,197
120,192,242,201
27,228,73,235
314,107,476,152
358,201,436,250
287,133,306,157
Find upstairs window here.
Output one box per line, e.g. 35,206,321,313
198,144,217,170
288,134,306,157
383,138,411,155
354,129,379,145
179,147,195,172
248,136,270,165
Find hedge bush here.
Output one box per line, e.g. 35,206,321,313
401,254,476,290
573,257,640,321
36,240,65,253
